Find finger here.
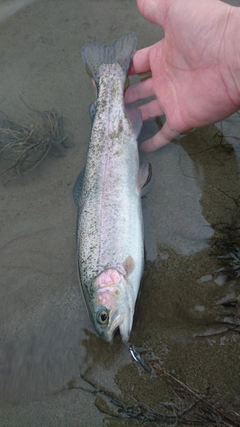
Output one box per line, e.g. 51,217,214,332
140,121,179,152
125,78,154,104
128,46,152,76
137,0,169,27
139,99,165,120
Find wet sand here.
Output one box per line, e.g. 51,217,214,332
0,0,240,426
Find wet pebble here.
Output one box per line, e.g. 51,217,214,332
196,274,212,283
194,305,205,312
214,275,227,286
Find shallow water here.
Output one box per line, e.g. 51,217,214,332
0,0,240,426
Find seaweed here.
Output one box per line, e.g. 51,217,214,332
0,109,70,183
71,348,240,426
211,223,240,280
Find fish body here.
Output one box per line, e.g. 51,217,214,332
73,33,150,342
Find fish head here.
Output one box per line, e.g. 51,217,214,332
91,268,135,343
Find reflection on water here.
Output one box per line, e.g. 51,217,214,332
140,120,213,261
0,0,37,24
0,284,83,401
0,0,240,426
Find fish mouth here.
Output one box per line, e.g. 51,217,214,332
109,312,124,335
103,307,132,343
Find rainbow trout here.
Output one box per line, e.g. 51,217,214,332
73,33,151,342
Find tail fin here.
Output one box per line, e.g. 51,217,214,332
81,32,136,84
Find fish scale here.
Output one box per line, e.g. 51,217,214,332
78,63,142,286
73,33,151,342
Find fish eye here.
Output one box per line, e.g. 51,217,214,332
97,309,109,325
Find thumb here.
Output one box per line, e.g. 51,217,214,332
136,0,170,27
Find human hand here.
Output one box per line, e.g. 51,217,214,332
125,0,240,152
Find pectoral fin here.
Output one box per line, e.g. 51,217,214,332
138,162,153,196
73,168,85,205
89,103,96,122
122,255,135,276
115,255,135,277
